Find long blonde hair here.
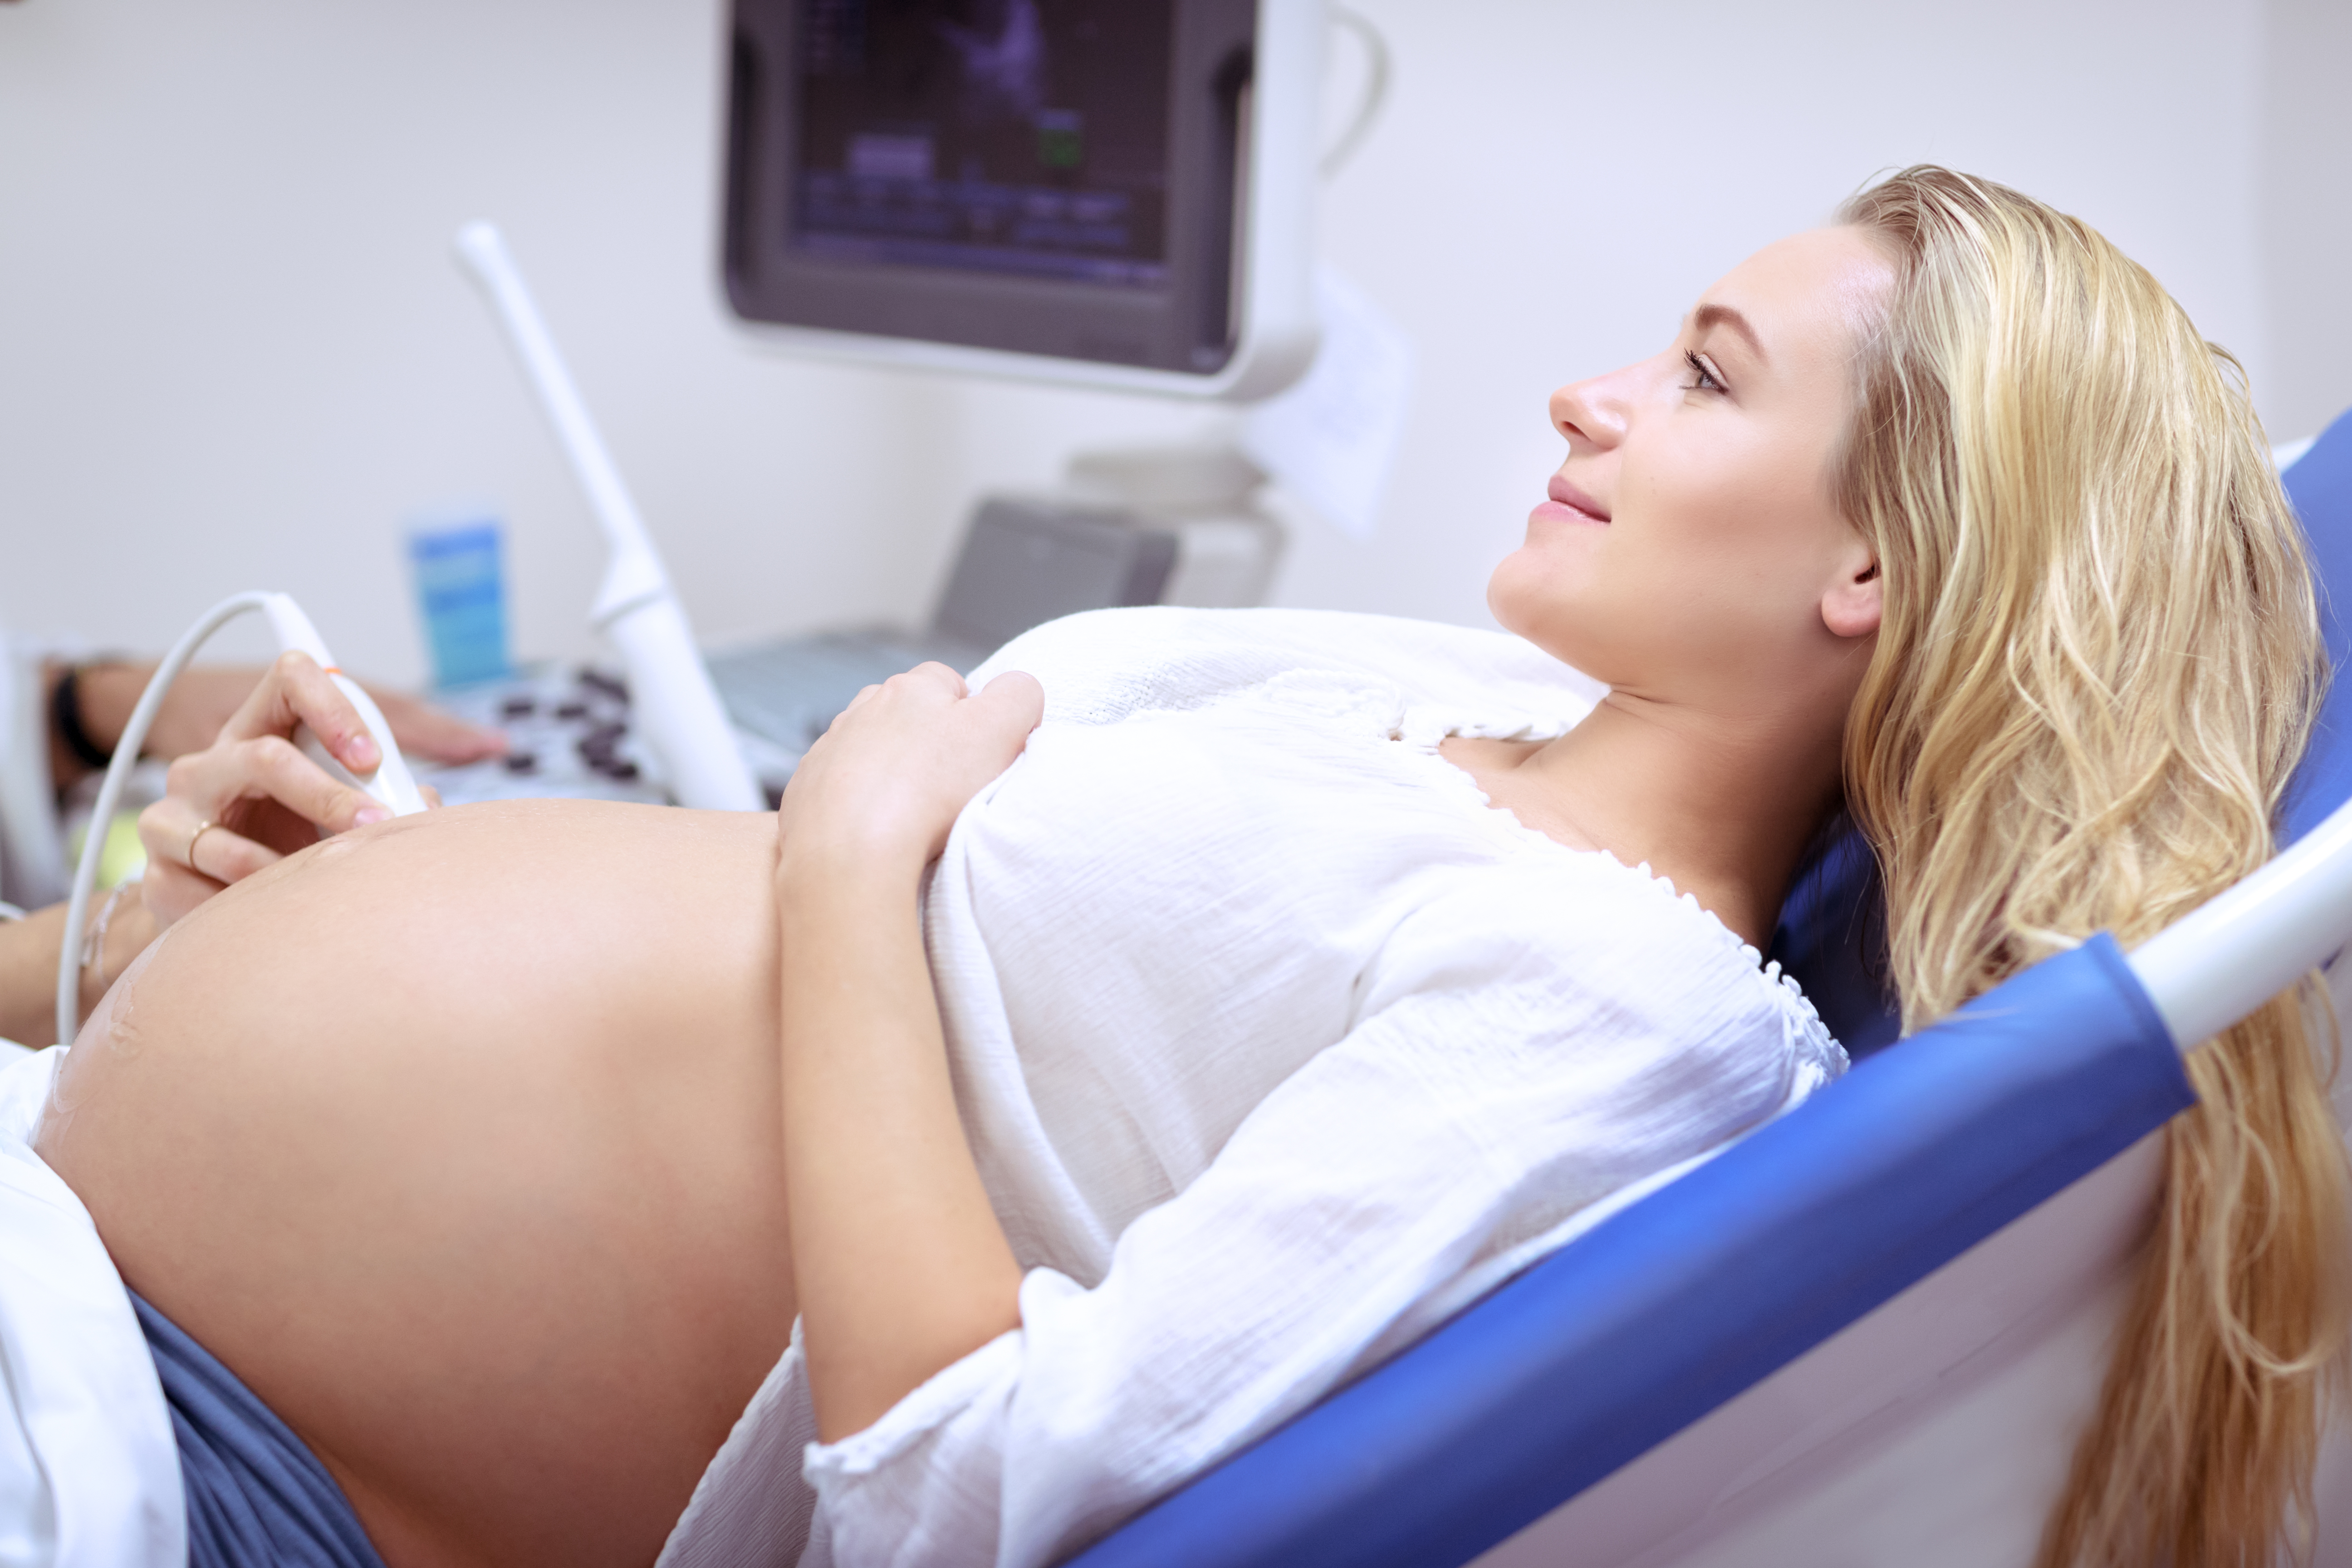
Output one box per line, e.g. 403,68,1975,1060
1833,167,2351,1566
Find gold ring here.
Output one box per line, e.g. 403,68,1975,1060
186,819,220,872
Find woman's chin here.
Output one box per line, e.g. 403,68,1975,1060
1487,549,1595,638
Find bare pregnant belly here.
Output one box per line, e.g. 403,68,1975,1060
36,800,795,1568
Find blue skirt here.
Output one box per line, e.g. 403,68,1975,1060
129,1290,389,1568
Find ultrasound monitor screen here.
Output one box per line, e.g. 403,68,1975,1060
791,0,1175,289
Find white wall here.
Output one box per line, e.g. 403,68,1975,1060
2262,0,2352,443
0,0,2320,684
0,0,972,681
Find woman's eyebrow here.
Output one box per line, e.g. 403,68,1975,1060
1690,302,1766,363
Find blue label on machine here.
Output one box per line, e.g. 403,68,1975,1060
408,517,511,689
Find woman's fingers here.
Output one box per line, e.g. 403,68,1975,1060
908,662,971,700
777,663,1043,872
970,670,1043,738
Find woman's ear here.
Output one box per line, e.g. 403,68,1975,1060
1821,553,1882,641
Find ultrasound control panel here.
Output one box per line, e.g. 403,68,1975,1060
411,664,799,810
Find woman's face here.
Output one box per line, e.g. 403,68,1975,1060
1489,226,1893,711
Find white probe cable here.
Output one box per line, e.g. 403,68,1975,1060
55,591,425,1047
451,222,762,812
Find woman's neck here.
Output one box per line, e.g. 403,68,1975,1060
1442,689,1845,949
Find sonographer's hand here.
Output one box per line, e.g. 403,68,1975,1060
135,662,505,769
51,659,504,791
134,652,494,926
776,662,1043,875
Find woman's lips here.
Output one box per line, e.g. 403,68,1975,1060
1532,475,1611,525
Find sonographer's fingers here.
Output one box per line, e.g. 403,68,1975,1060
357,682,505,764
142,775,276,884
136,793,262,926
137,739,376,922
170,734,386,844
156,808,274,882
137,848,226,929
212,653,382,777
142,657,361,772
116,657,499,772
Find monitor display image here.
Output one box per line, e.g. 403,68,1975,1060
725,0,1315,395
791,0,1176,290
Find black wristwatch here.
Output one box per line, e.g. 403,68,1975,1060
51,665,118,774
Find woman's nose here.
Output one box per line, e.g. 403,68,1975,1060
1548,365,1635,452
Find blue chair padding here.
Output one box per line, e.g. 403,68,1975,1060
2283,406,2352,843
1772,404,2352,1053
1070,934,2190,1568
1765,822,1896,1056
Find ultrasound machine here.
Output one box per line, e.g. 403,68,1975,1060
417,0,1323,813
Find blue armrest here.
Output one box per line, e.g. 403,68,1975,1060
2284,407,2352,842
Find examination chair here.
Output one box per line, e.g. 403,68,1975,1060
1068,406,2352,1568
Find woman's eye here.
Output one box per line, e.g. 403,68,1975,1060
1683,350,1726,394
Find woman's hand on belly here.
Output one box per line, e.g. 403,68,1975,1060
774,662,1039,1441
778,662,1043,877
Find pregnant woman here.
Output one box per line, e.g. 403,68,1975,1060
34,167,2347,1568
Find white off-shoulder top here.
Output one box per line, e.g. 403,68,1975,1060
659,607,1844,1568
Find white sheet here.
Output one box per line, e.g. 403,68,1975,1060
0,1041,182,1568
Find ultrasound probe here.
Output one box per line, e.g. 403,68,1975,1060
55,592,423,1046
